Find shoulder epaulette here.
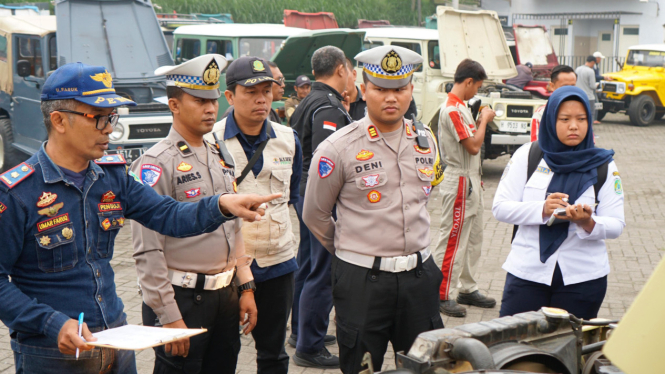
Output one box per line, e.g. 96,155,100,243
176,141,193,155
93,154,127,165
0,162,34,188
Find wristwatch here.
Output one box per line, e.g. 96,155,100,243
237,280,256,295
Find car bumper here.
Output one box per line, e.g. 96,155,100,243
599,99,625,112
491,134,531,145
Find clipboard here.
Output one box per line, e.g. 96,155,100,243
85,325,207,350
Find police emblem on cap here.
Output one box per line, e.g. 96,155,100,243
203,60,221,86
381,51,402,74
90,70,113,88
252,60,265,72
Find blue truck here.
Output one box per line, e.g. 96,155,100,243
0,0,174,171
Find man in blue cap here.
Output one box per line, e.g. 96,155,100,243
0,62,279,373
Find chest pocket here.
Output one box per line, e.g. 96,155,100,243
96,212,125,258
175,181,208,202
35,222,78,273
270,168,292,204
523,168,551,202
355,171,390,210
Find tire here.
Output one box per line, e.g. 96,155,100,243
0,118,23,172
627,95,656,127
596,110,607,122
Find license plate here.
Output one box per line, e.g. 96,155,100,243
107,148,146,163
499,121,528,133
595,102,603,110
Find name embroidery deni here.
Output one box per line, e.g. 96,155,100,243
355,161,383,173
37,213,70,232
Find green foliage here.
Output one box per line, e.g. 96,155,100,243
151,0,437,28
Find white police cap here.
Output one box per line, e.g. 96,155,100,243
354,45,423,89
154,54,227,99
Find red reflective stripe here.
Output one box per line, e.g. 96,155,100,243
439,176,467,300
531,117,539,142
449,110,470,140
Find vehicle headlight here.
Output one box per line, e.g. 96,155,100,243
616,83,626,94
109,122,125,141
495,103,505,117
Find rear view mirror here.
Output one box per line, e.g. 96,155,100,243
17,60,31,77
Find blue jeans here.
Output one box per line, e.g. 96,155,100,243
13,346,136,374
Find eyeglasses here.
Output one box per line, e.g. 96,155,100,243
275,77,285,85
52,109,119,130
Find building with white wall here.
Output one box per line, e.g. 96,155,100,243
480,0,665,72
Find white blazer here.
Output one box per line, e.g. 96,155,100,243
492,142,625,286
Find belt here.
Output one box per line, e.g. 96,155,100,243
335,248,431,273
168,268,235,291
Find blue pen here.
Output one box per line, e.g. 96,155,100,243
76,313,84,360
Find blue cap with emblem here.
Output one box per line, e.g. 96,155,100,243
355,45,423,89
154,54,227,100
41,62,136,108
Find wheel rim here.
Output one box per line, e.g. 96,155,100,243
0,133,4,170
641,101,655,122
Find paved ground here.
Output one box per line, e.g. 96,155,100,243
0,113,663,373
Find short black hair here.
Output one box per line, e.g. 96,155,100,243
311,46,346,79
551,65,576,83
166,86,185,100
587,55,597,62
345,57,354,70
266,61,278,69
453,59,488,83
226,83,237,94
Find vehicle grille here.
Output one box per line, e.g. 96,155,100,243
128,123,172,140
506,105,533,118
603,83,617,93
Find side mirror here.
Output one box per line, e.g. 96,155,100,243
17,60,31,78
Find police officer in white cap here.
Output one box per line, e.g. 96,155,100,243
303,45,444,374
132,54,262,374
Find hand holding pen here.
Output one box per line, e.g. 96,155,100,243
56,314,96,356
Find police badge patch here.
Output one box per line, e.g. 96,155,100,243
362,174,380,187
423,185,432,196
140,164,162,187
318,157,335,179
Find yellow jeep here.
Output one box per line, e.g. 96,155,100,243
600,44,665,126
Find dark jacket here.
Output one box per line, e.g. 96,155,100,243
291,82,352,194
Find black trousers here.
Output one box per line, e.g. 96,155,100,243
252,272,295,374
332,255,444,374
142,284,240,374
499,263,608,320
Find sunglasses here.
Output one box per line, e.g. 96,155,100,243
52,109,120,130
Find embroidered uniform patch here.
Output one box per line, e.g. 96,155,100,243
128,170,143,185
414,145,431,154
36,192,57,208
185,188,201,198
101,191,116,203
37,213,70,232
423,185,432,196
405,125,412,136
98,202,122,212
356,150,374,161
367,125,379,139
141,164,162,187
177,162,193,172
318,157,335,178
362,174,380,187
536,166,551,174
323,121,337,132
0,202,6,214
613,171,620,177
38,202,64,217
614,178,623,195
418,168,434,177
101,218,112,230
367,190,381,203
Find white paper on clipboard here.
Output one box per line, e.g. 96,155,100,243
85,325,207,350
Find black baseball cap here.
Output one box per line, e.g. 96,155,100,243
225,56,278,87
295,75,311,87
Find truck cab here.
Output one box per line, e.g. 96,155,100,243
359,6,546,160
172,24,365,120
0,0,175,171
600,44,665,126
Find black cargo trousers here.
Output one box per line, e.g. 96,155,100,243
332,254,444,374
142,280,240,374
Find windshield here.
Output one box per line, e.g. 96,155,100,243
239,38,286,60
626,50,665,67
